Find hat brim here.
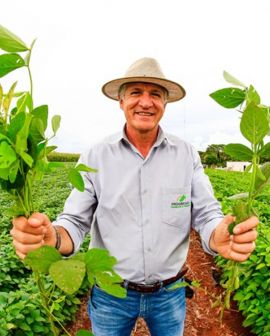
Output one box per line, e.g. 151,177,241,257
102,76,186,103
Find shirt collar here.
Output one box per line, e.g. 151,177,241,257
106,124,177,147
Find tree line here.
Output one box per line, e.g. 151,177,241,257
199,144,270,167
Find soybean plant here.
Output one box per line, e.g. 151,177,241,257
210,71,270,317
0,25,126,336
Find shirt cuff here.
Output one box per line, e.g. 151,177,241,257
200,216,223,256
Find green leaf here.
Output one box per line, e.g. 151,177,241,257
8,159,20,183
29,117,45,145
230,201,252,235
246,85,260,105
46,145,57,155
35,159,49,180
0,25,28,52
68,168,85,191
233,201,251,223
223,71,246,88
36,142,46,158
258,142,270,159
0,167,9,180
85,249,117,274
0,141,17,168
75,163,98,173
240,103,269,145
0,53,25,78
19,151,33,167
228,192,249,200
69,252,86,263
256,165,266,181
24,246,62,274
224,143,253,161
0,132,12,143
244,163,252,173
32,105,48,130
166,281,190,291
228,222,236,235
0,84,3,107
16,92,33,113
12,91,25,98
254,162,270,196
7,111,25,142
265,254,270,266
97,282,127,298
3,81,17,115
49,260,86,295
52,115,61,135
76,330,94,336
15,113,32,153
209,87,246,108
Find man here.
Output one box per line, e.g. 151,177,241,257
11,57,258,336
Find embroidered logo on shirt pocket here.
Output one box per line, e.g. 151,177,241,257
162,187,191,227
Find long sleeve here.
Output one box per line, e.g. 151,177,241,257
191,148,224,255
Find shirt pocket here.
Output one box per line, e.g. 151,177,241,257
162,186,191,227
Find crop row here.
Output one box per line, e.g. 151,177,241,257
0,163,91,335
207,169,270,336
1,167,270,335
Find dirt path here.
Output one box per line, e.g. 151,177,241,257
67,230,254,336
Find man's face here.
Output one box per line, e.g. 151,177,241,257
119,82,167,134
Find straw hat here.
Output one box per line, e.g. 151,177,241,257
102,57,186,103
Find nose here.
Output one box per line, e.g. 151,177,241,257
138,92,153,109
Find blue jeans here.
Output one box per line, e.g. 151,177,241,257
88,279,186,336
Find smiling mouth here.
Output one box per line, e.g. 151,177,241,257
135,112,154,116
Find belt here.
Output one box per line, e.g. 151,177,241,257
122,268,188,293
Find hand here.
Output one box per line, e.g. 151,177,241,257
210,215,259,262
10,213,55,259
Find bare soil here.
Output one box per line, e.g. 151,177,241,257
67,230,255,336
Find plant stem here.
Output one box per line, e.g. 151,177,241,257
26,40,36,98
247,152,257,213
27,66,33,97
35,273,59,336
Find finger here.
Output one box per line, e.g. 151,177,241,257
228,250,251,262
12,217,44,235
231,241,256,254
13,239,44,257
15,250,27,260
30,213,51,229
217,215,235,237
232,229,258,243
223,215,236,226
10,228,44,244
233,216,259,234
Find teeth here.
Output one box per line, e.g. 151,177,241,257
137,112,153,116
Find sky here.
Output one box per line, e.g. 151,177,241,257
1,0,270,153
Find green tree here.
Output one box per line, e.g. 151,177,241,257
204,144,231,166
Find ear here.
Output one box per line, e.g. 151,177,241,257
119,98,124,110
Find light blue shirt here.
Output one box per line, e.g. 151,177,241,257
55,127,223,283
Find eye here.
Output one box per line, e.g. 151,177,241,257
152,91,163,98
130,90,141,97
